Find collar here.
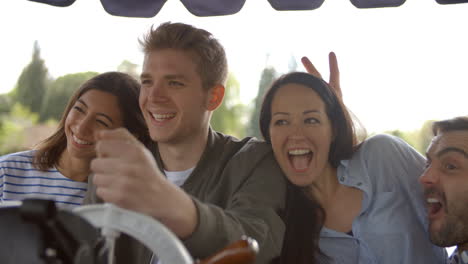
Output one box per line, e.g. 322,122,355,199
450,249,468,264
337,159,372,212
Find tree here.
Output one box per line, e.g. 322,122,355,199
288,54,298,72
0,103,38,155
211,73,247,139
40,72,99,121
0,94,12,114
245,66,278,139
11,41,50,114
117,60,140,80
384,120,436,154
417,120,435,153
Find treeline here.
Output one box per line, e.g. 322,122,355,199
0,42,433,155
0,42,277,154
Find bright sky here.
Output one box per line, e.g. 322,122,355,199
1,1,468,133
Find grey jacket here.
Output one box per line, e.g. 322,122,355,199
84,129,286,263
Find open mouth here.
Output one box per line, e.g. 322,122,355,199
288,149,313,172
150,112,176,123
427,197,444,219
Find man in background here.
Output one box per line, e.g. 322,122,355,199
419,116,468,264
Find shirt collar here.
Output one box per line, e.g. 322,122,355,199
450,249,468,264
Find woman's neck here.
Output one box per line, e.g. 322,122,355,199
306,164,363,233
57,151,90,182
306,165,339,206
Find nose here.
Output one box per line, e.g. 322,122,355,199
75,115,94,137
288,121,306,140
419,165,439,187
148,80,169,103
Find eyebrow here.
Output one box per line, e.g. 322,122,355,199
76,99,114,125
272,110,321,116
140,73,188,81
140,73,151,80
164,74,188,81
437,147,468,159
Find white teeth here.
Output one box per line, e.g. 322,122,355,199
427,198,440,203
151,113,175,121
288,149,311,155
73,134,92,145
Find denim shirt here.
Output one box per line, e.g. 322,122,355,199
319,134,447,264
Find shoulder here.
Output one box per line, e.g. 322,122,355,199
347,134,425,181
0,150,37,174
211,131,282,175
211,131,274,161
358,134,421,160
0,150,35,163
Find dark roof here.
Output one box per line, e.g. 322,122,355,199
28,0,468,18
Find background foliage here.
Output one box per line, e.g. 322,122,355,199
0,42,436,156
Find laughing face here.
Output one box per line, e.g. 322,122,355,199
139,49,212,145
64,89,124,161
269,83,334,187
419,130,468,249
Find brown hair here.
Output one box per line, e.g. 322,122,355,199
260,71,358,168
261,72,361,264
33,71,153,171
432,116,468,136
139,22,228,90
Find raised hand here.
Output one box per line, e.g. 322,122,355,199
301,51,342,99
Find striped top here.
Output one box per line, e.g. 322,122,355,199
0,150,88,210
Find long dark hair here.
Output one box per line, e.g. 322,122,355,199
261,72,360,264
33,71,153,171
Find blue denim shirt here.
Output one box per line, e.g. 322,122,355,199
319,134,447,264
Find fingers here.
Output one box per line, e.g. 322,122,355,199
94,128,141,158
301,56,323,79
328,52,343,99
95,127,137,143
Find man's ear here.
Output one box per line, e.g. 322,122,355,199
206,84,225,111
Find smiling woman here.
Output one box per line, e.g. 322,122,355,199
0,72,153,209
260,72,447,264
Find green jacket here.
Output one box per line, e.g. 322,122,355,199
84,129,286,263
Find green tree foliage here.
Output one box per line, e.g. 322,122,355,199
11,41,50,114
0,103,38,155
117,60,139,80
40,72,99,122
0,94,12,114
417,120,435,153
385,120,436,154
245,67,278,139
211,73,247,139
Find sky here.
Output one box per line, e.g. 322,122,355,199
1,1,468,134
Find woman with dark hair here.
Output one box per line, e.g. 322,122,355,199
261,60,447,263
0,72,152,209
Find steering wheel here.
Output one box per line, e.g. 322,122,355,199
73,203,193,264
0,200,257,264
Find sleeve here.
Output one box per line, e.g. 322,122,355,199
182,151,286,264
0,166,4,201
364,134,427,225
0,155,7,202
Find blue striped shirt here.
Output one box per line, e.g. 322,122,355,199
0,150,88,210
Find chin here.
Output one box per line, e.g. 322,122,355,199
287,175,313,187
